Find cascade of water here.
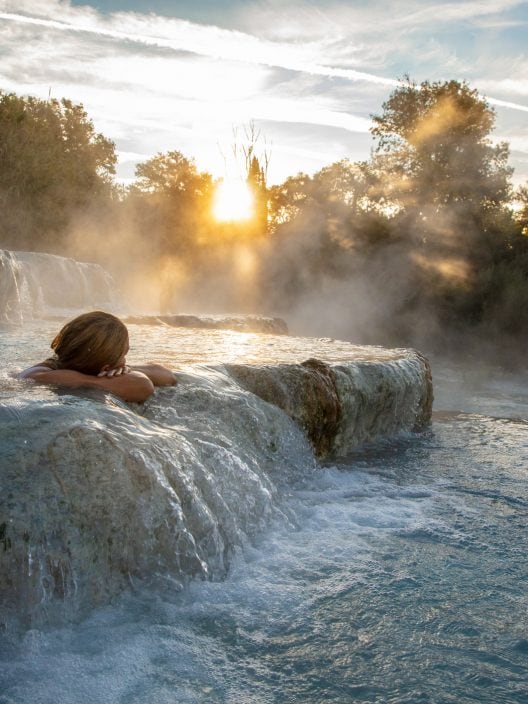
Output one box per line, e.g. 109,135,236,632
0,369,315,633
0,250,23,323
0,249,117,322
1,342,432,634
0,257,433,636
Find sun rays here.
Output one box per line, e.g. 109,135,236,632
213,179,254,222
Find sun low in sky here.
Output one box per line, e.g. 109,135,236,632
213,180,254,222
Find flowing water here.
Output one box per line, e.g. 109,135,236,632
0,251,527,703
1,320,527,703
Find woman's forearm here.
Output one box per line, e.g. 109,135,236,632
24,368,155,402
24,368,100,388
130,364,177,386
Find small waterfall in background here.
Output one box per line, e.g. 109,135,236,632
0,249,116,322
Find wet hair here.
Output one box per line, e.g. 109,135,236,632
46,311,129,375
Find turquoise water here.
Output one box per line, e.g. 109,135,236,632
1,361,528,703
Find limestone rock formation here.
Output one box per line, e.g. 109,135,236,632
1,343,432,633
226,351,433,458
122,314,288,335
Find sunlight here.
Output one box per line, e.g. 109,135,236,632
213,180,254,221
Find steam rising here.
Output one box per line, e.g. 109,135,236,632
2,79,528,364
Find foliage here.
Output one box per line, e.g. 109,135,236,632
131,150,213,255
263,159,393,311
364,78,518,334
247,154,268,236
514,183,528,235
2,83,528,356
0,91,116,251
369,78,513,215
234,121,270,237
263,80,525,349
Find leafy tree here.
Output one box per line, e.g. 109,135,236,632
267,160,389,255
515,183,528,236
130,150,213,256
262,160,393,314
134,151,210,196
0,91,116,251
247,154,268,236
364,79,518,332
369,78,513,218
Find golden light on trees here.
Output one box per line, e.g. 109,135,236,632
213,179,254,221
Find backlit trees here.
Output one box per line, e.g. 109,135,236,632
0,92,116,251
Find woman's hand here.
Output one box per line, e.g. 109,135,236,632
97,366,130,378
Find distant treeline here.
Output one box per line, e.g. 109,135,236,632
1,81,528,358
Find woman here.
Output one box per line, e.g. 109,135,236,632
19,311,176,402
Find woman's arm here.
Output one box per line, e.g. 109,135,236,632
129,364,177,386
19,364,54,379
21,368,155,403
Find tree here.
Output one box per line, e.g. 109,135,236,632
134,151,210,196
369,78,512,218
247,153,268,235
131,150,213,256
0,91,116,251
260,160,394,315
268,160,389,254
364,79,518,333
515,183,528,236
232,121,271,238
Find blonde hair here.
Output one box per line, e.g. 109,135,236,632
47,311,129,375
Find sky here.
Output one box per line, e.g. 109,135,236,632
0,0,527,185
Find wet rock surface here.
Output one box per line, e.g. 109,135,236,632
122,314,288,335
227,351,433,458
226,359,342,457
2,328,432,633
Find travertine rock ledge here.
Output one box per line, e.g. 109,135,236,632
227,350,433,458
1,345,432,633
122,314,288,335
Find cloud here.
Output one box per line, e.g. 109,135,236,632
1,0,527,184
1,5,398,89
401,0,524,25
3,3,528,108
0,1,385,182
477,77,528,99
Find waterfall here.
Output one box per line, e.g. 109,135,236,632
0,249,116,322
1,344,432,634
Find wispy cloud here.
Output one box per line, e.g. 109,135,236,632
0,7,399,88
0,0,527,183
401,0,524,26
3,4,528,108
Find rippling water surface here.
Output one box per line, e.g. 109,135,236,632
1,324,527,703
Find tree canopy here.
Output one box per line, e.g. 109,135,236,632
1,82,528,356
129,150,214,259
0,91,116,250
369,79,512,215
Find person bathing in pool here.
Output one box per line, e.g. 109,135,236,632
19,311,176,402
